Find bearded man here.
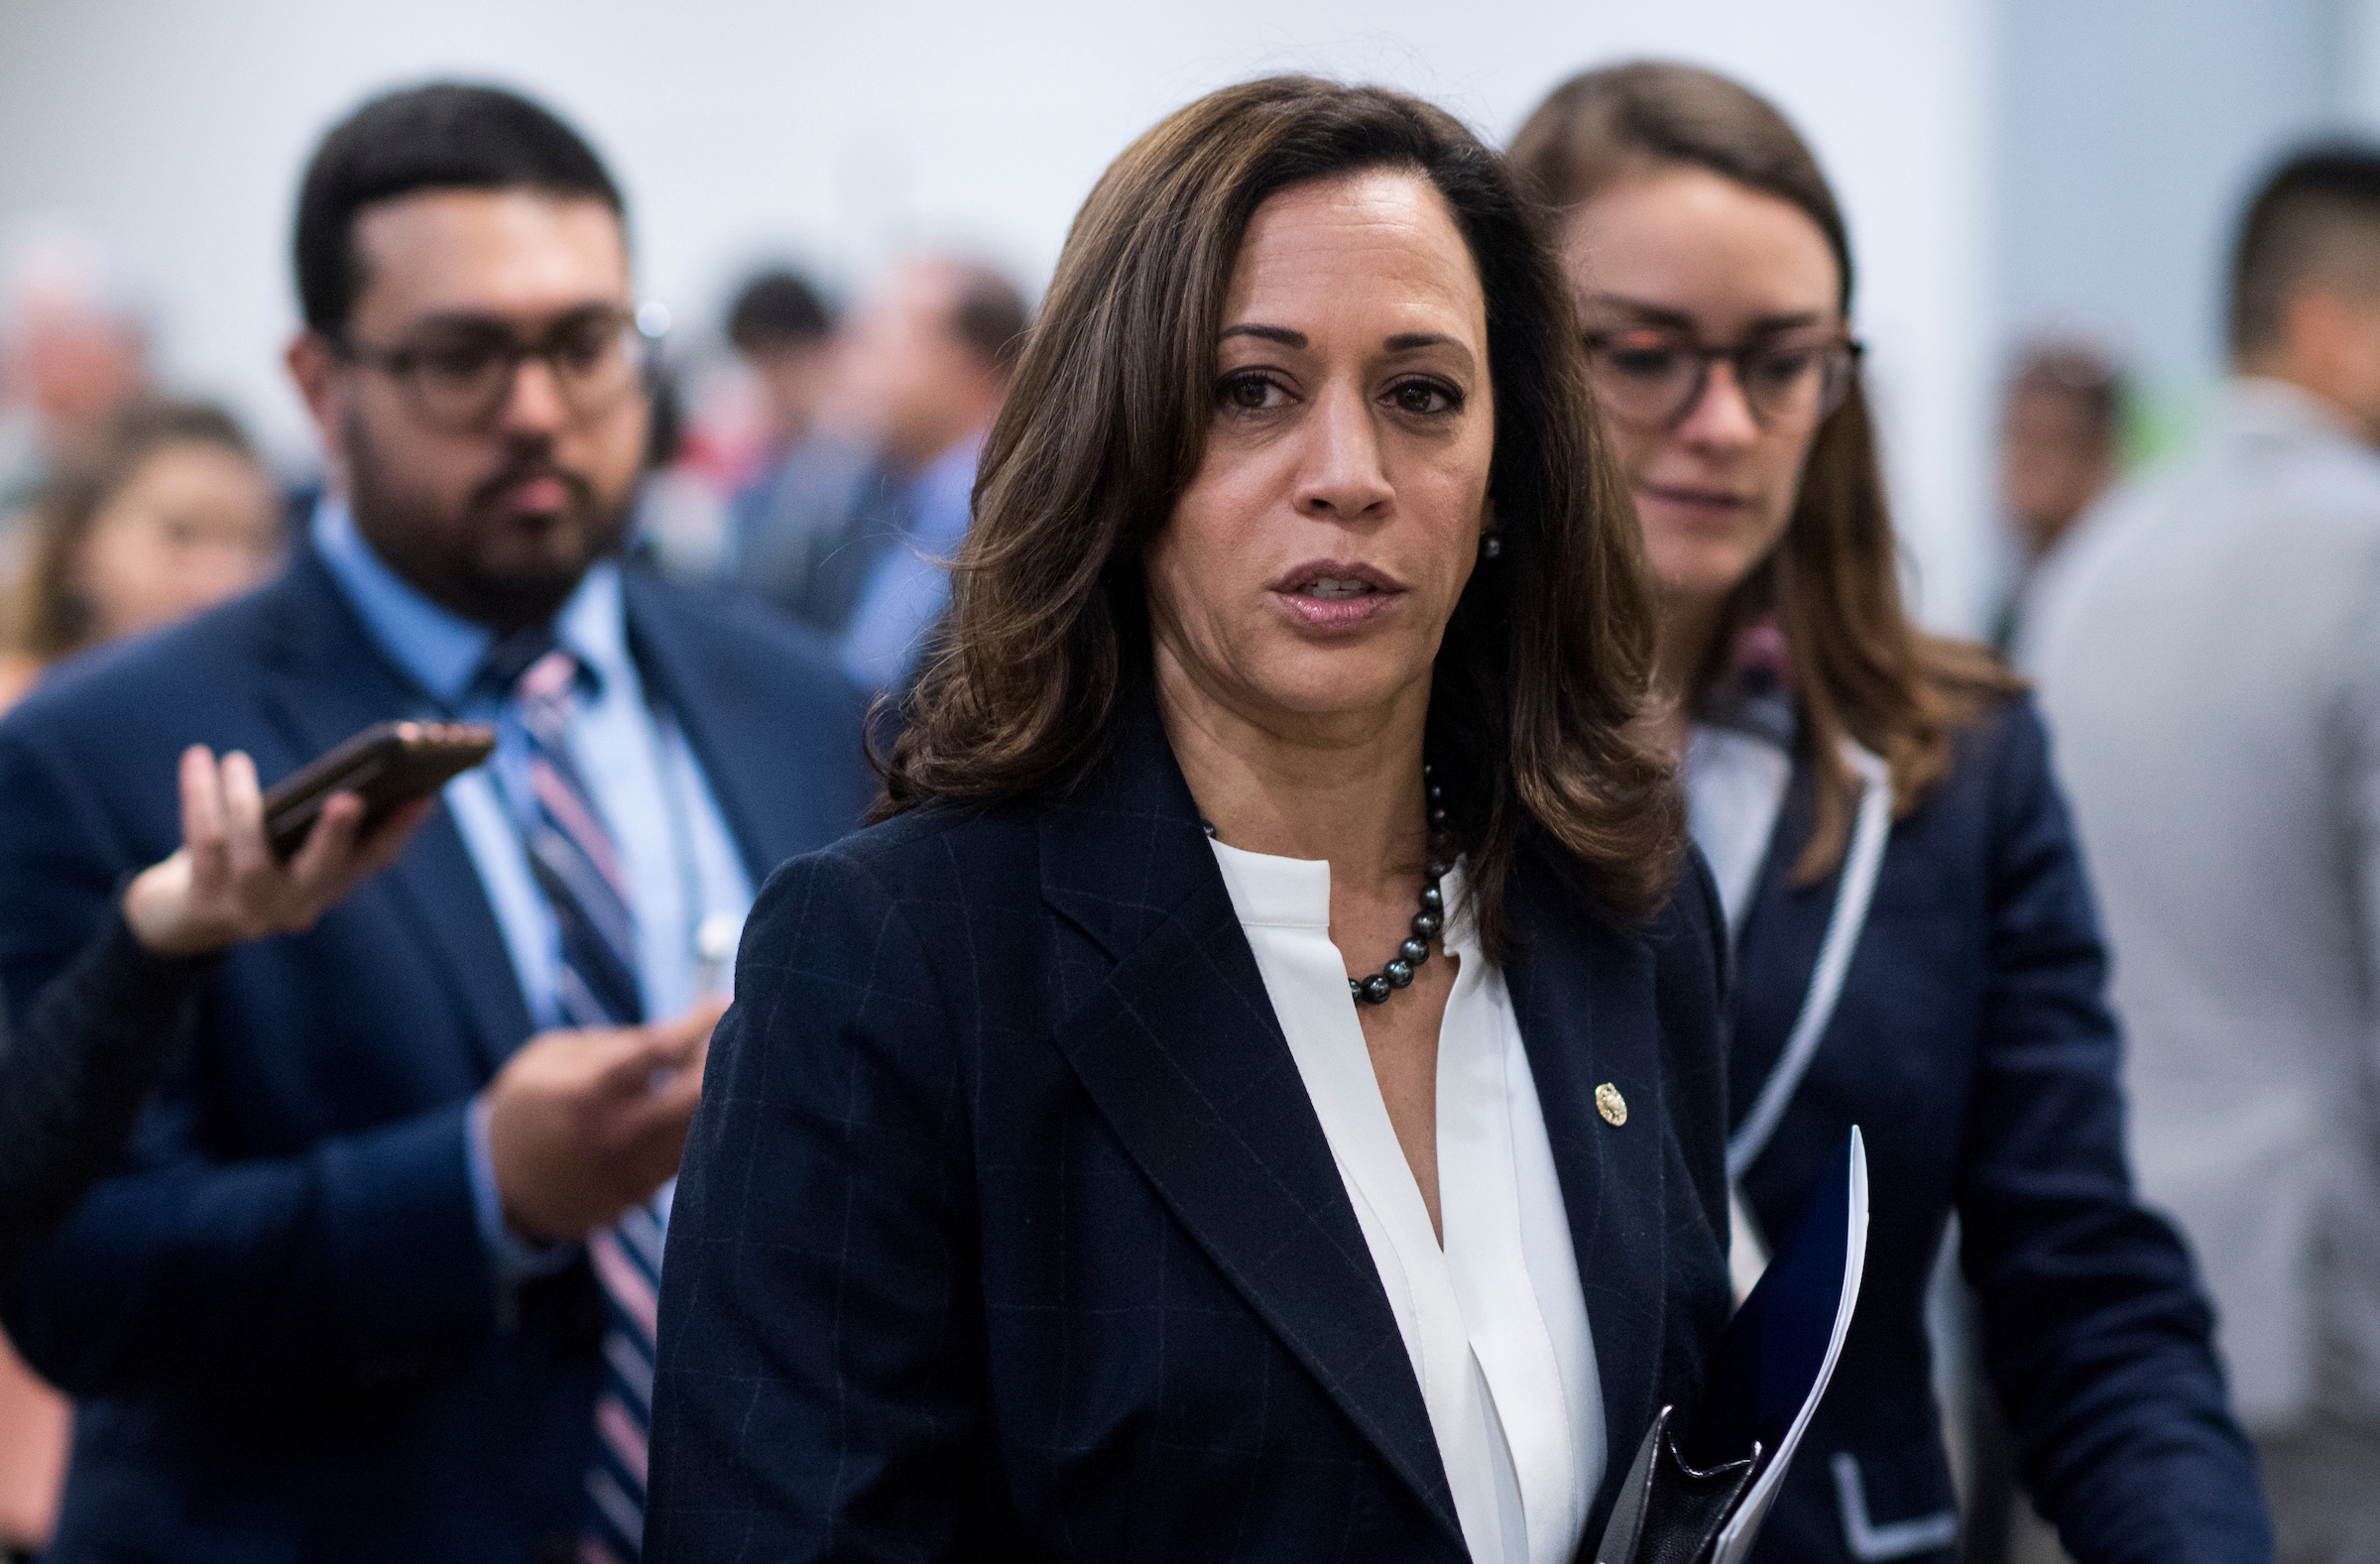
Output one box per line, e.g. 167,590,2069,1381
0,83,870,1564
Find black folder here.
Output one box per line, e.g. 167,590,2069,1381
1595,1127,1869,1564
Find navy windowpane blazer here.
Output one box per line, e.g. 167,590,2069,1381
648,699,1735,1563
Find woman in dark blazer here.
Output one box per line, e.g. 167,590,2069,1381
649,78,1733,1563
1509,63,2269,1564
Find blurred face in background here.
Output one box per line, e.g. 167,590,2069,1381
71,439,281,643
1562,166,1844,621
3,304,148,460
2263,280,2380,445
2001,384,2114,557
1146,170,1494,741
743,334,836,455
288,188,650,629
841,262,1001,470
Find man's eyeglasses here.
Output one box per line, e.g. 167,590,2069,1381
1583,324,1862,432
331,307,653,434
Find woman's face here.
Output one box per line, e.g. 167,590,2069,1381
72,440,283,645
1561,166,1844,619
1147,169,1493,739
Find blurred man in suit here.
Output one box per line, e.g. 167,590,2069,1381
719,268,869,606
727,269,836,478
780,259,1023,691
0,82,870,1564
2032,145,2380,1564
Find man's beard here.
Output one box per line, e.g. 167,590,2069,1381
342,408,638,630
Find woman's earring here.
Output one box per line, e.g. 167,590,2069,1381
1481,533,1503,560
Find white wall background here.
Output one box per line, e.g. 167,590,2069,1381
1994,0,2352,435
0,0,1990,624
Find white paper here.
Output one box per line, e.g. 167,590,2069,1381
1709,1126,1869,1564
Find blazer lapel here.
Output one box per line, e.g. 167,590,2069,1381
256,551,535,1071
1502,853,1672,1527
1728,761,1831,1138
1038,702,1464,1553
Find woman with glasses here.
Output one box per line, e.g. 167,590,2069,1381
1511,63,2267,1564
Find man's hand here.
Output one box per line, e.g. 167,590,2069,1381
122,745,433,958
484,997,728,1241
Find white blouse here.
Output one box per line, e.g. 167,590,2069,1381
1208,841,1605,1564
1684,723,1792,937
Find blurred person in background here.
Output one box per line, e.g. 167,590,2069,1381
1989,342,2124,656
1511,61,2266,1564
2032,144,2380,1564
629,356,734,581
0,400,285,708
769,257,1023,689
831,259,1026,694
720,267,876,610
0,81,870,1564
727,268,835,478
0,225,151,527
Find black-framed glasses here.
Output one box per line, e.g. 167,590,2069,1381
1584,325,1862,431
332,305,654,433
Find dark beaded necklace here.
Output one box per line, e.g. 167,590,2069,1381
1204,765,1454,1008
1355,764,1455,1006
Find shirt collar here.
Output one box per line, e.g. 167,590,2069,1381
311,496,628,704
2227,376,2365,449
552,550,631,699
1207,837,1480,959
904,429,986,553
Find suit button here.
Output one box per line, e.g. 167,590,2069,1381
1596,1082,1627,1126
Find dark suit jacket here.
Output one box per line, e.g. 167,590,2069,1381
1729,698,2268,1564
648,701,1734,1563
0,546,873,1564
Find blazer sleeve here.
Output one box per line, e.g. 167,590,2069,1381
1956,701,2270,1564
0,910,211,1290
648,847,984,1564
0,720,499,1398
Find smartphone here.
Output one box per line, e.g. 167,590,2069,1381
262,719,497,861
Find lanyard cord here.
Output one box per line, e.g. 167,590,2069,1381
638,694,739,978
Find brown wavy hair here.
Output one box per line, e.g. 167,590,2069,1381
1509,61,2019,882
10,399,265,662
879,74,1682,949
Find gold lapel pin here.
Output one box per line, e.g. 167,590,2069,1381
1596,1082,1627,1127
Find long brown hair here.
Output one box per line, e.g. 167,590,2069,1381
880,75,1681,950
1509,61,2019,882
10,399,264,662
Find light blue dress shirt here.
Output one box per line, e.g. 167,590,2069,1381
837,431,983,691
311,500,753,1273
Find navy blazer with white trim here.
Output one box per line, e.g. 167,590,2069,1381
1727,696,2266,1564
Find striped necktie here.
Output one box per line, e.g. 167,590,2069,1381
481,626,659,1564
